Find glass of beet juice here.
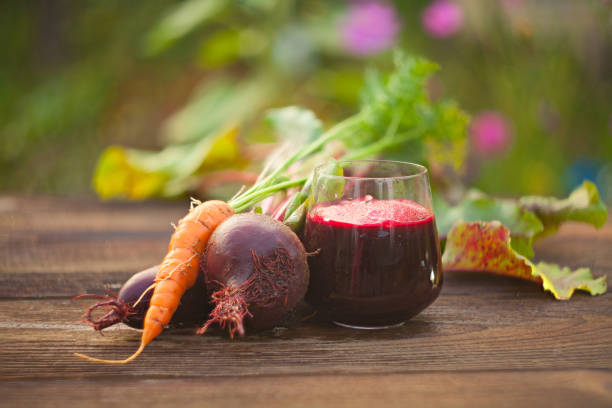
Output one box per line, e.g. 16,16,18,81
304,160,442,329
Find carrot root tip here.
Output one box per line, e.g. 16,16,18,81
73,342,146,364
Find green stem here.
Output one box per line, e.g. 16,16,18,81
343,138,393,161
230,177,307,213
255,113,362,190
344,128,422,161
230,113,364,212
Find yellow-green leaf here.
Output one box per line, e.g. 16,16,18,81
435,191,544,258
442,220,607,299
92,126,242,200
520,181,608,238
530,261,607,300
92,146,168,200
442,220,537,282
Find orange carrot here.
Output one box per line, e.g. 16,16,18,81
75,199,234,363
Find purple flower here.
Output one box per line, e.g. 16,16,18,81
340,1,400,56
421,0,463,38
470,111,513,156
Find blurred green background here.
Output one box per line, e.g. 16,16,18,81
1,0,611,202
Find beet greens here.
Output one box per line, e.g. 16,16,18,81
229,52,468,221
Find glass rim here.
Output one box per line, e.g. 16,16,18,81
313,159,428,181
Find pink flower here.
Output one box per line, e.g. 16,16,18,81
470,111,513,156
421,0,463,38
340,1,401,56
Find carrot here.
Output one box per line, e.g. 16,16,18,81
74,199,234,364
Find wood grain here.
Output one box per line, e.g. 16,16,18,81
0,197,184,296
0,197,610,407
1,288,610,380
2,370,611,408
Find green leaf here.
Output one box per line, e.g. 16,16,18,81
435,182,608,258
312,67,364,105
131,125,241,179
442,220,607,299
93,126,242,199
340,52,468,171
356,53,439,148
519,181,608,238
254,108,324,187
531,262,607,300
92,146,168,200
198,29,241,68
266,106,323,145
425,101,470,171
435,191,544,258
144,0,228,56
162,76,273,144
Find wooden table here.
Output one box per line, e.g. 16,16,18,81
1,196,610,407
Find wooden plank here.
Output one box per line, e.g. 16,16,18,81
1,370,611,408
0,197,185,297
0,285,610,380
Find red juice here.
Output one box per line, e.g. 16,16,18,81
304,197,443,327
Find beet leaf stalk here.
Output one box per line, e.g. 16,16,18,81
228,115,362,212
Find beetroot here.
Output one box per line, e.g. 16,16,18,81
198,213,309,338
76,265,210,331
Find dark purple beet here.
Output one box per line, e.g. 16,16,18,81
199,213,309,338
76,265,210,331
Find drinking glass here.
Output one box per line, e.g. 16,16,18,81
303,160,442,329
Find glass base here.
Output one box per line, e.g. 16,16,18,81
332,320,405,330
